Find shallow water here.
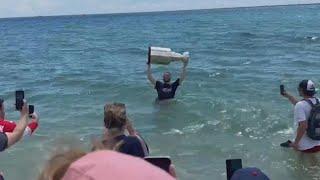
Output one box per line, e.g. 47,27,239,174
1,4,320,180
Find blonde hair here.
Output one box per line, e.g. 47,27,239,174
103,103,127,130
91,138,124,152
100,103,128,152
38,149,86,180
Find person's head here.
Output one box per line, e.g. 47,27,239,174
38,149,87,180
298,80,316,97
62,150,176,180
104,103,127,132
163,72,171,83
231,167,269,180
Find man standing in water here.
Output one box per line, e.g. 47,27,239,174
147,60,188,101
281,80,320,153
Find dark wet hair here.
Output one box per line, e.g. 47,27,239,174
0,98,3,107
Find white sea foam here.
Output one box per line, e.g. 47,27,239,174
236,131,243,136
276,128,294,135
163,129,184,135
305,36,318,40
207,120,220,126
243,61,251,65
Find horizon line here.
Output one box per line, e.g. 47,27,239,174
0,2,319,20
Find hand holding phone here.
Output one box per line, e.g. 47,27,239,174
226,159,242,180
20,100,29,117
145,156,171,173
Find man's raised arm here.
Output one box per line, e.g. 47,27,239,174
179,59,189,84
147,63,156,86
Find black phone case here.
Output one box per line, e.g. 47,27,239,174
145,157,171,172
15,90,25,110
29,105,34,114
280,85,285,95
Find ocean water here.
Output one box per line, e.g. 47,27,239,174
0,4,320,180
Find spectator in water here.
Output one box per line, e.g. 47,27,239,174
0,99,30,152
281,80,320,153
0,98,39,137
98,102,149,157
147,59,188,101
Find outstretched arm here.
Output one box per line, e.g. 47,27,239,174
147,64,156,86
6,101,29,148
282,91,299,105
179,59,188,84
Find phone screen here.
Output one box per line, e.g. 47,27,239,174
226,159,242,180
15,90,24,110
145,157,171,172
280,85,285,95
29,105,34,114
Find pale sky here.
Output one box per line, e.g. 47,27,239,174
0,0,319,18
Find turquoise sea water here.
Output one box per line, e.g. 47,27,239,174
1,4,320,180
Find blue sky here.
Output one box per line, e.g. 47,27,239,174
0,0,319,18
